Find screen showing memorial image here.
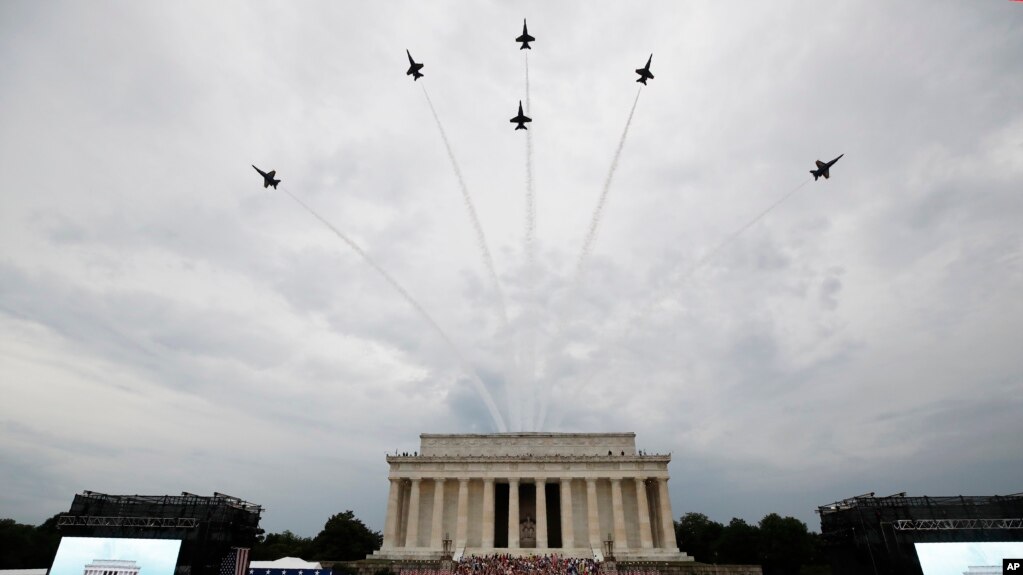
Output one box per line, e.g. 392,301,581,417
916,541,1023,575
49,537,182,575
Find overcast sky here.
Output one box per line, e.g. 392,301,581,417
2,0,1021,540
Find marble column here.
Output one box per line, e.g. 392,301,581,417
508,478,520,548
586,478,600,548
405,478,422,547
657,478,677,549
382,478,401,549
430,478,446,549
456,478,470,548
397,481,409,547
610,478,628,550
535,478,548,549
635,477,653,549
560,478,574,549
482,478,495,549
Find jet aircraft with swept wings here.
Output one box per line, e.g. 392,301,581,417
635,54,654,84
510,100,531,130
406,50,424,81
516,19,535,49
252,165,280,189
810,154,844,181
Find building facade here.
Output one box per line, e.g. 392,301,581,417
83,560,140,575
372,433,691,562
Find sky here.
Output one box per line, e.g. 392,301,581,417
1,0,1021,540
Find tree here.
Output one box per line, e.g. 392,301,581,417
757,513,813,575
0,518,35,568
252,530,314,561
715,517,761,565
309,511,382,561
675,513,724,563
0,514,62,569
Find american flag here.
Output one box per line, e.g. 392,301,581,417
220,547,251,575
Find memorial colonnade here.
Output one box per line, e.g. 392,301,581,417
370,433,690,561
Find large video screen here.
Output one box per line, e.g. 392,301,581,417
50,537,182,575
916,542,1023,575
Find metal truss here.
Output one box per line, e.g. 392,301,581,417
892,518,1023,530
58,515,199,528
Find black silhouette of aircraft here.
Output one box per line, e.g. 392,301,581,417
810,154,844,181
516,19,535,49
252,165,280,189
510,100,532,130
406,50,424,80
635,54,654,84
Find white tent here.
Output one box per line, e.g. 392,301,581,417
248,558,322,570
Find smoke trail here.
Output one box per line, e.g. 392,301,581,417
523,51,538,430
535,177,815,431
421,83,519,429
673,177,812,284
573,86,643,285
421,84,510,331
524,52,535,272
282,188,508,432
536,87,644,429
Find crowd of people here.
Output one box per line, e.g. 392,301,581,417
454,554,601,575
396,560,672,575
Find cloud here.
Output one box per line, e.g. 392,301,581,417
1,0,1021,536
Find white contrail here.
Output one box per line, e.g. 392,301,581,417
421,84,510,330
282,188,508,432
535,176,815,431
537,87,644,428
672,177,813,284
525,51,535,271
523,51,538,430
572,86,643,287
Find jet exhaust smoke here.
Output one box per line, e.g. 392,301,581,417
421,83,518,430
677,177,813,283
535,87,644,428
525,52,536,271
282,188,509,432
421,85,511,329
573,86,643,287
535,177,815,430
523,51,538,430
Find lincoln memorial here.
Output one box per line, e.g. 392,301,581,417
371,433,692,562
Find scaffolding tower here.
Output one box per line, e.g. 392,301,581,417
58,491,264,575
817,492,1023,575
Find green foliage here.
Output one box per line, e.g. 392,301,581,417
254,510,383,562
252,530,314,561
674,512,829,573
674,512,724,563
0,514,63,569
309,510,383,561
716,517,762,565
757,513,814,575
806,531,830,566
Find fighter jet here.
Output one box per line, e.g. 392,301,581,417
252,165,280,189
406,49,424,81
510,100,532,130
635,54,654,84
810,154,844,181
516,19,535,49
